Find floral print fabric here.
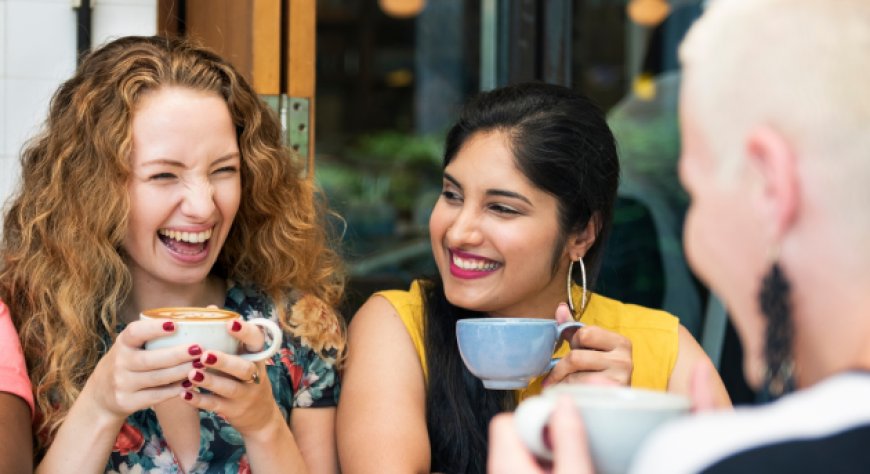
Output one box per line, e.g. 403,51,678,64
105,281,340,473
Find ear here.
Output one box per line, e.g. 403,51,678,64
566,213,599,259
746,126,799,242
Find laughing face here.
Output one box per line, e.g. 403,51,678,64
123,86,241,291
429,130,570,317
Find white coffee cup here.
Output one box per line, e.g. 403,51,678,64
140,307,282,361
514,384,690,474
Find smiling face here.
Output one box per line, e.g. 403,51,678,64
123,86,241,292
428,130,573,317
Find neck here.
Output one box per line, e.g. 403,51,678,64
120,274,226,323
792,283,870,388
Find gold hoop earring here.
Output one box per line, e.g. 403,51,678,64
566,257,588,315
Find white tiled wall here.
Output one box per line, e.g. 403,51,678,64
0,0,157,209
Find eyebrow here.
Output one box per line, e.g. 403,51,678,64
140,152,241,168
444,172,533,205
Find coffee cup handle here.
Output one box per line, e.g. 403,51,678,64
239,319,283,362
546,321,584,371
514,395,557,461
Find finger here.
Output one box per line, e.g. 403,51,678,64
226,320,267,353
118,318,178,349
690,361,716,413
124,363,194,392
199,350,260,384
132,343,204,372
542,350,611,386
488,413,544,474
559,371,630,388
187,363,263,400
554,302,573,324
569,326,631,353
122,384,187,413
550,396,595,474
180,381,250,416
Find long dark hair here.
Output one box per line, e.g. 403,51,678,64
423,82,619,473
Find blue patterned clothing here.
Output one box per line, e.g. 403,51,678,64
104,281,340,474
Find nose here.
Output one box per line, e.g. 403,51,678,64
180,177,216,220
444,205,483,248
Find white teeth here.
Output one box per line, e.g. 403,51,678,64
452,254,499,271
158,228,213,243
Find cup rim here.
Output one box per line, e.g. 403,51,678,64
140,307,240,322
457,317,556,325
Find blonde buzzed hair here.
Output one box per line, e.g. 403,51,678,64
679,0,870,243
680,0,870,174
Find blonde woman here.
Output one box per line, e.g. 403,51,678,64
1,36,344,473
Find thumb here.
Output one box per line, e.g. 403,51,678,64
690,361,716,413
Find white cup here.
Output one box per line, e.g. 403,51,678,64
514,384,690,474
140,307,282,361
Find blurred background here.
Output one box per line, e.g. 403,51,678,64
0,0,752,403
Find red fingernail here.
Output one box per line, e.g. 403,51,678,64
188,345,202,356
231,321,242,332
205,354,217,365
183,391,193,401
163,321,175,332
193,371,204,382
182,380,192,388
193,359,204,369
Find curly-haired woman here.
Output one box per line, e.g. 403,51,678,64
0,36,344,473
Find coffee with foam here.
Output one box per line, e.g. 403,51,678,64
141,307,238,321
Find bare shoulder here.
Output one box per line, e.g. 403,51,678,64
670,324,732,408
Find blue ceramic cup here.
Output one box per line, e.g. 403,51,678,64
456,318,584,390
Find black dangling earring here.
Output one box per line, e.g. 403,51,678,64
757,262,796,402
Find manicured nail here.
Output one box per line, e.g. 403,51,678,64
188,345,202,356
182,380,192,388
163,321,175,332
183,391,193,401
193,371,204,382
205,353,217,365
231,321,242,332
193,359,204,369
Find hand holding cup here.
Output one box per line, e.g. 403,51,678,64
140,307,282,361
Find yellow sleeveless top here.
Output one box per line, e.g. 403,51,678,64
377,280,679,401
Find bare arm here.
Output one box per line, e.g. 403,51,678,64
337,296,430,474
291,408,338,474
668,325,732,408
0,393,33,474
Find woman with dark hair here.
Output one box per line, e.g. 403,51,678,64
1,36,344,473
336,82,729,473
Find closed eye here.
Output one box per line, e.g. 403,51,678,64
441,189,462,202
212,165,238,175
488,203,520,215
149,172,177,181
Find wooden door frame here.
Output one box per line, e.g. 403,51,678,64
157,0,316,175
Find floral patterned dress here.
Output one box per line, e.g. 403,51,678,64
106,282,340,474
